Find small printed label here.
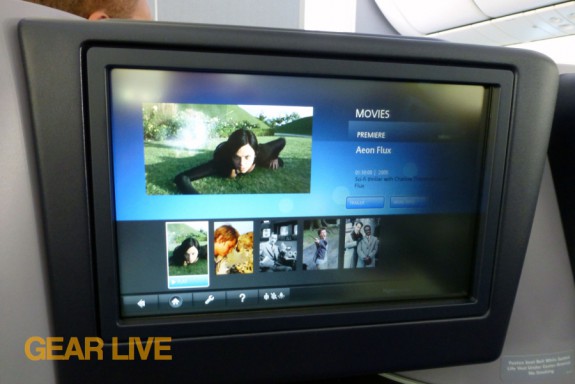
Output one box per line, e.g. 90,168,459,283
501,351,574,381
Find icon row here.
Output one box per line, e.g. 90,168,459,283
122,288,290,316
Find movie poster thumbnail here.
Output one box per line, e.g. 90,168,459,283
343,218,380,269
166,221,210,289
214,221,254,275
302,219,340,271
258,219,298,272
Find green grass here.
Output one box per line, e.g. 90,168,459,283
276,116,313,136
177,104,270,130
168,259,208,276
166,222,208,244
145,136,311,195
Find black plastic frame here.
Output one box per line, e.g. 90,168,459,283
549,73,575,279
19,19,558,383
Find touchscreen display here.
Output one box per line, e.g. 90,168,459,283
110,68,489,317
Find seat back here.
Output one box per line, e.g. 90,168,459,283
0,2,78,383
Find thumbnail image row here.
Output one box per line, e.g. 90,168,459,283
166,218,380,276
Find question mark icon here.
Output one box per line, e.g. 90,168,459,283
239,293,246,303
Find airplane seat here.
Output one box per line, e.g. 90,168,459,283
386,72,575,384
4,3,565,383
0,1,78,383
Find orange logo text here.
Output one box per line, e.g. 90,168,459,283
25,336,172,361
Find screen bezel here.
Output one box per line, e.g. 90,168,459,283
86,47,513,340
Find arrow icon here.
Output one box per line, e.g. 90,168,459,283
137,299,146,308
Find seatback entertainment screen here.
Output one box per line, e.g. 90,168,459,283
21,19,558,381
95,54,494,320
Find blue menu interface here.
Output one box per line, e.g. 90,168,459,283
109,68,488,317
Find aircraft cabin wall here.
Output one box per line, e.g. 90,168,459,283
143,0,396,35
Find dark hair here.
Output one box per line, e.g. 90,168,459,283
351,223,363,241
213,129,258,176
227,129,258,153
170,237,200,266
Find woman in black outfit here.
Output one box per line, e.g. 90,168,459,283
174,128,286,194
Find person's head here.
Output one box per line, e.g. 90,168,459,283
364,225,372,236
268,233,278,245
171,237,199,266
318,228,327,239
353,221,363,233
24,0,152,20
227,129,258,174
181,237,200,264
214,225,239,257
